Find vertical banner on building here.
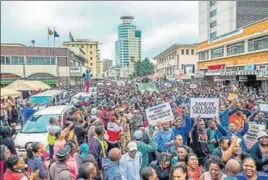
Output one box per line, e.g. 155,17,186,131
145,103,174,125
190,98,219,118
244,122,266,150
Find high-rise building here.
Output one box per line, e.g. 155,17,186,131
63,39,100,78
199,1,268,43
115,15,141,69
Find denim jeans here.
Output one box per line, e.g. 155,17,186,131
48,145,54,159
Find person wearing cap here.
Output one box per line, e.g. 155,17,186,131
119,141,142,180
134,129,157,171
49,148,72,180
250,130,268,173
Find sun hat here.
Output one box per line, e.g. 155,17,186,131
257,130,268,140
56,148,69,161
134,130,143,140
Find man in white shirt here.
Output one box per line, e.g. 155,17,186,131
119,141,142,180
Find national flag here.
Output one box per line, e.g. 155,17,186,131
69,32,75,42
48,28,53,36
54,29,60,38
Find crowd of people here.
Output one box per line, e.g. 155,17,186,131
1,80,268,180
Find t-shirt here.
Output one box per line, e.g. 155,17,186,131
22,107,36,121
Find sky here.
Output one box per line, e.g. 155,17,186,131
1,1,199,62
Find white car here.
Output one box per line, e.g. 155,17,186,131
15,105,75,155
71,89,97,104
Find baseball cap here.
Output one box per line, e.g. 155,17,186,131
127,141,137,151
134,130,143,140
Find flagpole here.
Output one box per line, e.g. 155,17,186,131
47,27,50,56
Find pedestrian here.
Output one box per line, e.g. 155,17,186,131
107,116,121,152
64,141,79,180
77,162,97,180
224,159,241,180
169,163,188,180
150,152,172,180
141,167,158,180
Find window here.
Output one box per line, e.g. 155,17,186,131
211,47,224,59
1,56,5,64
210,1,216,7
11,57,19,65
210,9,217,18
45,58,51,65
27,57,32,65
210,32,217,40
191,49,194,55
90,51,93,55
38,57,45,65
199,51,209,61
90,45,92,48
186,49,189,55
210,21,217,28
248,35,268,52
51,57,56,65
70,60,75,67
18,57,24,64
181,49,184,55
90,63,93,66
227,42,245,56
90,57,93,60
32,57,39,65
6,57,11,65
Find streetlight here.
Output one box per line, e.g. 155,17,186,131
31,40,35,47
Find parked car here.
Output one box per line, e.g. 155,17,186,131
15,105,75,155
71,88,97,104
30,90,68,105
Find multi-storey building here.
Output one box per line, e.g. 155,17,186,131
115,15,141,77
199,1,268,42
197,18,268,89
154,44,198,79
63,39,100,78
1,44,89,87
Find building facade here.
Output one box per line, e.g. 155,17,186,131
197,18,268,90
199,1,268,43
154,44,198,79
115,15,141,76
1,45,89,87
63,39,100,78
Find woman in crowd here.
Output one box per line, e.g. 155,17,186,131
237,157,268,180
171,145,189,166
0,126,17,155
64,141,79,180
185,153,202,180
150,152,172,180
53,129,67,160
169,163,188,180
200,156,227,180
141,167,158,180
0,145,10,180
26,142,47,179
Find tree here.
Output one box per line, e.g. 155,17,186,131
134,57,154,77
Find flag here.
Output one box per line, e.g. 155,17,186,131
54,29,60,38
48,28,53,36
69,32,75,42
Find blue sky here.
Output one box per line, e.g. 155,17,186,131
1,1,198,61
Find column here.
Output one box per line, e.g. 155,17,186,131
244,39,248,53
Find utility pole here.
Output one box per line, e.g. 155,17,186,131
31,40,35,47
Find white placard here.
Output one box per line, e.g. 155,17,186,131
165,83,172,88
117,81,125,87
259,104,268,112
244,123,266,150
190,84,197,89
190,98,219,118
145,103,174,125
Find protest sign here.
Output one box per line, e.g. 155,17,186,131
190,98,219,118
117,80,125,87
228,93,238,101
244,122,266,150
145,103,174,125
190,84,197,89
165,83,172,88
259,104,268,111
137,82,158,93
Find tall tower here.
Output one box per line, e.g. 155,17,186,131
115,15,141,69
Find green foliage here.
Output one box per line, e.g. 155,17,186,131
134,57,154,77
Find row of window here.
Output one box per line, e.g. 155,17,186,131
1,56,56,65
181,49,195,55
199,35,268,60
69,44,93,49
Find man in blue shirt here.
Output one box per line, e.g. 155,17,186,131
22,102,39,127
172,115,192,145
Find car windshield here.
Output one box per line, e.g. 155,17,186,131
31,96,51,105
21,114,59,133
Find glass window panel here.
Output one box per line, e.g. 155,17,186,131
248,35,268,52
32,57,39,65
11,57,19,65
51,57,56,65
1,56,5,64
27,57,32,65
210,9,217,18
227,42,245,56
186,49,189,55
211,47,224,58
45,58,50,65
38,57,45,65
199,51,208,61
6,57,11,65
18,57,24,64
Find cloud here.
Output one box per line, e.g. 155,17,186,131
99,33,117,62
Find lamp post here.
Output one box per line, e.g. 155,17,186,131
31,40,35,47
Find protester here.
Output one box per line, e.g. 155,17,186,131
77,162,97,180
224,159,241,180
200,156,227,180
64,141,79,180
150,152,172,180
141,167,158,180
185,153,202,180
120,141,142,180
171,145,189,166
169,163,188,180
0,126,17,155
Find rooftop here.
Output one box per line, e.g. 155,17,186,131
1,43,27,47
63,39,99,44
153,43,197,59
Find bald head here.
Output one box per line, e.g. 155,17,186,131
109,148,121,162
225,159,241,177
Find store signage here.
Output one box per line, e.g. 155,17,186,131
208,64,225,70
244,64,255,71
239,76,248,82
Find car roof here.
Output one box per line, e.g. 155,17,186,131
73,92,94,98
34,105,73,115
32,90,66,97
